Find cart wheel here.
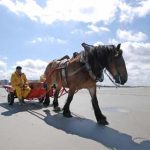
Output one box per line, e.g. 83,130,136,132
7,92,14,105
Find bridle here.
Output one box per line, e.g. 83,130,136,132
104,69,119,88
80,43,121,87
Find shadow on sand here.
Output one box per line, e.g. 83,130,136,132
1,103,150,150
0,102,47,116
42,110,150,150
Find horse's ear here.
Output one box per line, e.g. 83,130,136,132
81,43,86,47
117,43,121,50
81,43,94,51
115,44,122,57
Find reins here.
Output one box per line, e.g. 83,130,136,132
104,69,119,88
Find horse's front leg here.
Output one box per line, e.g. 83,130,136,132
63,89,75,117
88,87,109,125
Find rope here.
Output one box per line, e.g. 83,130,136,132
44,65,70,98
104,69,119,88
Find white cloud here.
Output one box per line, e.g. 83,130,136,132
71,29,84,35
30,37,43,44
0,60,7,70
119,0,150,22
135,0,150,17
0,59,48,80
108,38,119,45
71,25,110,35
13,59,48,80
121,42,150,86
117,29,147,42
0,60,7,79
0,0,120,24
29,36,67,44
119,1,134,23
1,0,150,24
86,24,110,34
93,41,104,46
0,56,8,61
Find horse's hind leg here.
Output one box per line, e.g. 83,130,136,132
43,92,50,107
63,89,75,117
53,88,61,112
88,87,109,125
43,84,50,107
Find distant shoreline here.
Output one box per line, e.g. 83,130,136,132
97,85,150,88
0,85,150,89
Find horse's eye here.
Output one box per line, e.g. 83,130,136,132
114,52,119,57
114,50,122,58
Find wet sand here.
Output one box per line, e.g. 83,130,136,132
0,87,150,150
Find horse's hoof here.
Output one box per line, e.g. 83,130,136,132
98,119,109,126
63,112,72,118
53,106,61,112
43,99,50,107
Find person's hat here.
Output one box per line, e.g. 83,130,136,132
16,66,22,69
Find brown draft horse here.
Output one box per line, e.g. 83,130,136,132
44,43,128,125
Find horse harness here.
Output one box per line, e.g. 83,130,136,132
51,50,118,89
80,50,104,82
58,59,69,87
56,52,104,88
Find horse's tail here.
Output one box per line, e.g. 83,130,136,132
44,61,54,77
44,60,62,87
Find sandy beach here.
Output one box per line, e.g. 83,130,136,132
0,87,150,150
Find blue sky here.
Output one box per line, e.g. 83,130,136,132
0,0,150,86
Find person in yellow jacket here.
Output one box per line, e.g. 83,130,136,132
11,66,31,104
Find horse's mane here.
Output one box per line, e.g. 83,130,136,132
68,44,117,80
86,44,116,79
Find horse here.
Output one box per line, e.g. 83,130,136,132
44,43,128,125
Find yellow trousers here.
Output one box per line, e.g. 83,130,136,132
15,86,31,100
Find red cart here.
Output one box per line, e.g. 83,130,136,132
3,82,54,106
3,82,68,106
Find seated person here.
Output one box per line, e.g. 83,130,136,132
11,66,31,104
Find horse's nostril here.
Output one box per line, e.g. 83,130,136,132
114,75,127,85
114,75,120,84
120,78,127,85
121,81,125,85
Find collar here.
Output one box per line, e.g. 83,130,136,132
80,51,104,82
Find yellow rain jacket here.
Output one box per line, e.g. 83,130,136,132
11,72,31,99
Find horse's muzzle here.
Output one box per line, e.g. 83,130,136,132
114,75,127,85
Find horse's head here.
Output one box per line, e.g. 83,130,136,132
82,43,128,85
105,44,128,85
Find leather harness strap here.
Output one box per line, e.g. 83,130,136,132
80,51,103,82
59,59,69,87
